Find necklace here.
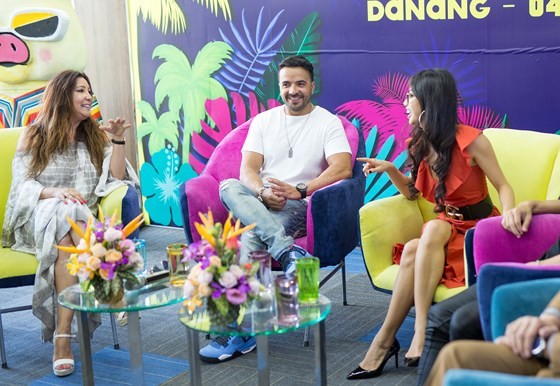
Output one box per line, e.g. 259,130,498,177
284,105,314,158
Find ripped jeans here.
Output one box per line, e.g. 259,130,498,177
219,178,307,263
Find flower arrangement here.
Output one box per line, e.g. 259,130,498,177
58,208,144,304
182,211,261,325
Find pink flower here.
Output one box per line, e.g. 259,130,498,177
198,283,213,297
209,255,222,268
104,227,122,242
129,252,144,272
247,278,261,296
198,271,213,285
226,288,247,305
229,264,244,279
105,249,123,263
119,239,136,256
183,280,195,298
218,271,237,289
86,255,101,271
90,243,107,257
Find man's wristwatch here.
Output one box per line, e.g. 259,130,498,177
257,186,266,203
295,183,308,199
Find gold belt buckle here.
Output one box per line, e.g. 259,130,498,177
444,205,464,221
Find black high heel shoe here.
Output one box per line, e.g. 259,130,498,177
404,356,420,367
347,339,401,380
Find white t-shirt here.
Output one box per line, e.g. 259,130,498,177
242,105,351,186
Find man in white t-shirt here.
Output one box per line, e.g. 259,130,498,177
199,55,352,363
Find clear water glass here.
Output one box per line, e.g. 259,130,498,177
275,273,299,325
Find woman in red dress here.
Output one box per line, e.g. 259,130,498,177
347,68,515,380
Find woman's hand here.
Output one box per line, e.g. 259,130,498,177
356,157,395,177
99,117,131,139
42,187,87,204
501,201,534,237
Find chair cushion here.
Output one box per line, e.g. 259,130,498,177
0,248,37,287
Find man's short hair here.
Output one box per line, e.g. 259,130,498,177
279,55,314,81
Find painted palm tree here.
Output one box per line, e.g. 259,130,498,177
130,0,231,34
152,42,233,163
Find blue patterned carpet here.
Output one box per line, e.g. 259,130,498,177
30,348,188,385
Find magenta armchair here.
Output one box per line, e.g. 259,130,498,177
180,116,365,305
473,213,560,340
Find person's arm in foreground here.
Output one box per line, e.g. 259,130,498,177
496,291,560,359
502,200,560,237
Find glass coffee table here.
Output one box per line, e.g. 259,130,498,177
179,294,331,386
58,279,186,386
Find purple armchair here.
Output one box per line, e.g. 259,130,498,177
472,214,560,340
180,116,366,305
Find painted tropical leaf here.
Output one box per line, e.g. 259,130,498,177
136,100,180,156
153,42,232,162
362,126,409,203
131,0,187,34
214,7,287,97
336,72,410,157
131,0,231,34
255,12,322,102
458,105,505,129
189,91,280,174
192,0,232,20
373,72,410,104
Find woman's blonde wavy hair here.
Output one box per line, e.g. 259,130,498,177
24,70,108,178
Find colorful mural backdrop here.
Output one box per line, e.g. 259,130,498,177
128,0,560,227
0,0,100,128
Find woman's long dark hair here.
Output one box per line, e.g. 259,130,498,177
25,70,108,178
407,68,458,213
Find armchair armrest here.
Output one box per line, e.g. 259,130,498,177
99,185,141,239
180,175,228,243
444,369,560,386
491,277,560,340
474,214,560,273
360,195,426,279
308,174,364,266
477,263,560,340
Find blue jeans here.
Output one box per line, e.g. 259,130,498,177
219,179,307,263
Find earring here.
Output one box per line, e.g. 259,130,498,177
418,111,426,130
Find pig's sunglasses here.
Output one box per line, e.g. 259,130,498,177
0,9,69,42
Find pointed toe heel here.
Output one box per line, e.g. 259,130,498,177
346,339,401,380
404,356,420,367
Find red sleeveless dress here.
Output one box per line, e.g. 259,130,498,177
414,124,500,288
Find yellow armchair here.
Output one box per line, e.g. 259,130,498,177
0,127,139,368
360,128,560,303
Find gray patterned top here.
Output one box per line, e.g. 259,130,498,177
2,142,139,341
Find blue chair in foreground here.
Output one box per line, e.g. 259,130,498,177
444,278,560,385
0,127,141,368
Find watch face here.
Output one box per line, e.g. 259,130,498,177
296,183,307,191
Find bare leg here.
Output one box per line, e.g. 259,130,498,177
359,239,419,371
53,228,81,370
406,220,451,359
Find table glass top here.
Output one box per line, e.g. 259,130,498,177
58,279,186,313
179,294,331,336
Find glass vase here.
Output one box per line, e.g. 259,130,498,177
91,277,124,305
206,297,240,327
